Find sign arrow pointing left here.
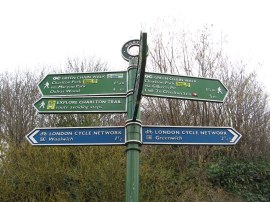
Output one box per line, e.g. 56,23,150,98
28,130,39,144
26,127,126,146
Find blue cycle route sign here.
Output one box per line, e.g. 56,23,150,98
142,126,241,145
26,126,126,146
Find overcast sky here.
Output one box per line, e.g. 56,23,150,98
0,0,269,93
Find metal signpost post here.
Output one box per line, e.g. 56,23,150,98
122,32,148,201
125,58,141,201
26,32,242,202
132,32,147,120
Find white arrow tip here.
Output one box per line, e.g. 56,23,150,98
228,129,241,143
28,130,40,144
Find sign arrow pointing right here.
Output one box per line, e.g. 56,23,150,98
142,126,242,145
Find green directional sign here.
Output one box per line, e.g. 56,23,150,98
34,96,127,113
39,71,127,96
143,72,228,102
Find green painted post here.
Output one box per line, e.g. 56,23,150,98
125,57,141,202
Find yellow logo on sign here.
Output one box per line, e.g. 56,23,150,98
176,82,191,87
47,100,56,110
83,79,98,84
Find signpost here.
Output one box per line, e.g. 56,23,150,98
132,32,147,120
143,72,228,102
39,71,127,96
142,126,241,145
34,96,127,113
26,32,242,202
26,127,126,146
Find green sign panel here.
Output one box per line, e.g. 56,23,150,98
39,71,127,96
34,96,127,113
143,72,228,102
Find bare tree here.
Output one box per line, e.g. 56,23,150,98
65,56,108,73
142,24,270,161
0,70,45,146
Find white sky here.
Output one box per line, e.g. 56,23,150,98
0,0,269,94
